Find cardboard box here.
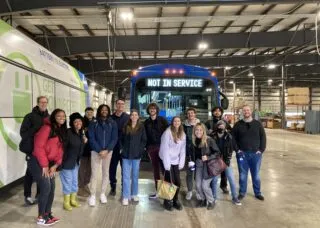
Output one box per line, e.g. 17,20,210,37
287,87,309,105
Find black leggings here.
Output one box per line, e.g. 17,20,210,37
29,156,55,216
160,160,181,202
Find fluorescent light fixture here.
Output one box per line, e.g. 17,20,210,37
229,81,234,84
279,84,283,87
198,42,208,50
225,66,231,70
268,79,273,83
90,82,97,86
248,72,254,77
268,64,276,69
120,12,133,21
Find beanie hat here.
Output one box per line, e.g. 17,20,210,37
69,112,84,127
217,120,226,128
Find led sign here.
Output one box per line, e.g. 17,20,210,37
146,78,203,88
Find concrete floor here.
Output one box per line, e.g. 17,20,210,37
0,129,320,228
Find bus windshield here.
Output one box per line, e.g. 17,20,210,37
129,64,226,122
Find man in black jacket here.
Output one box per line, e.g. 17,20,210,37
78,107,95,197
232,105,267,201
19,96,49,206
109,99,130,196
205,106,232,194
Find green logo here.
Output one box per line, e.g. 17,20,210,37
0,52,34,151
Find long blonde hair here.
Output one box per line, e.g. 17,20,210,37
170,116,185,143
192,123,208,148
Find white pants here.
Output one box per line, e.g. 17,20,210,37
89,151,113,196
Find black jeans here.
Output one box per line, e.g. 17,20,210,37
29,156,55,216
160,160,181,202
109,147,122,190
24,155,40,198
220,171,228,189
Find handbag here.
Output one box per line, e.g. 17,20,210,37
157,171,178,200
207,156,227,176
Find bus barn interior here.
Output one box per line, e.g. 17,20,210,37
1,0,320,227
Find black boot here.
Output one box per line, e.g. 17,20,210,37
196,200,206,208
109,185,116,196
173,200,183,210
163,200,173,211
207,201,215,210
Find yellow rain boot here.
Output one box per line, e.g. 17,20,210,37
63,194,73,211
70,192,81,208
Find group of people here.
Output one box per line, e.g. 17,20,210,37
19,96,267,226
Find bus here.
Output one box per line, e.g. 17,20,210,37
126,64,228,122
0,19,89,188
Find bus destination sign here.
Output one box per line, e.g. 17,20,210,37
146,78,203,88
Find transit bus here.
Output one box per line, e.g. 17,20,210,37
0,19,89,188
126,64,228,122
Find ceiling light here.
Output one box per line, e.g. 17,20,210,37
268,79,273,83
102,88,107,92
120,12,133,21
279,84,283,87
248,72,254,77
90,82,96,86
229,81,234,84
225,66,231,70
268,64,276,69
198,42,208,50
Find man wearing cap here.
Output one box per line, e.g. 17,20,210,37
205,106,231,194
232,105,266,201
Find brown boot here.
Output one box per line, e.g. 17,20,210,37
78,187,89,197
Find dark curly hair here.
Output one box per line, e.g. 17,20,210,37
49,109,67,143
146,102,159,115
96,104,111,119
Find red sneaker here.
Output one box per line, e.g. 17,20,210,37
47,213,60,224
36,215,55,226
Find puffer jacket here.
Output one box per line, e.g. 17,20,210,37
33,119,64,168
19,106,49,154
88,117,118,153
192,136,221,179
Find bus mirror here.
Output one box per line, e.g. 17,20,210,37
118,87,126,99
221,98,229,110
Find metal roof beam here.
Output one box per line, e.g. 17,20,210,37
1,0,317,15
69,54,320,73
39,30,316,56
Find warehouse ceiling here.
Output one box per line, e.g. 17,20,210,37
1,0,320,92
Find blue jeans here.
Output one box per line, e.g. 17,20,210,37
122,159,140,199
60,165,79,195
236,151,262,196
210,175,219,200
224,165,238,200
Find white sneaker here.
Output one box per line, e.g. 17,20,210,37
88,195,96,207
100,194,107,204
132,196,139,202
122,198,129,206
186,191,193,200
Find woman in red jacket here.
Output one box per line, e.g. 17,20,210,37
30,108,67,226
